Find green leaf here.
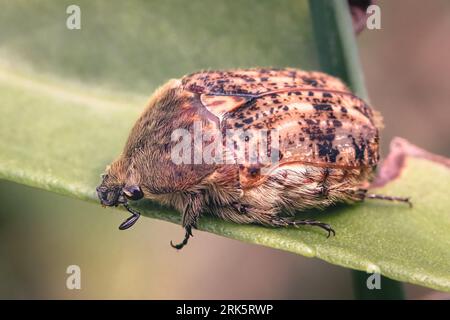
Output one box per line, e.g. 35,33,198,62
1,0,449,293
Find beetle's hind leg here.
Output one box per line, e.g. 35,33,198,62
272,217,336,238
354,188,412,207
365,192,412,207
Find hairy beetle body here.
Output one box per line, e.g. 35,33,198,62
97,68,409,249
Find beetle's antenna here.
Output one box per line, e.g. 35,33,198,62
118,203,141,230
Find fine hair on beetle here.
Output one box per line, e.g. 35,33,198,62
96,67,411,250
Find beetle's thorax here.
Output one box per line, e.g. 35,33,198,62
114,79,217,198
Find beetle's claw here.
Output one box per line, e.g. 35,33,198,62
323,224,336,238
310,221,335,238
170,227,193,250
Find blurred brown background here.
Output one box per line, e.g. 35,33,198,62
0,0,449,299
360,0,450,158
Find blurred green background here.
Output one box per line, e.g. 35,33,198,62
0,0,449,299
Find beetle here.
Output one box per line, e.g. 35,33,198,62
96,68,410,249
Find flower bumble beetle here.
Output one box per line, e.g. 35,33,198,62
96,68,410,249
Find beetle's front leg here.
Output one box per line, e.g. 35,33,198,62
118,203,141,230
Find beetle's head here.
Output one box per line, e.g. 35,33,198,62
96,163,144,230
96,169,124,207
96,181,124,207
96,172,144,207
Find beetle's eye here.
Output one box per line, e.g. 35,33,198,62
123,186,144,201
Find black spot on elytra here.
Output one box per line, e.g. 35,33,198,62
323,92,333,98
341,106,348,113
302,126,323,141
351,137,366,163
332,119,343,127
318,141,340,163
303,78,318,86
189,84,205,93
243,117,254,124
313,104,333,112
283,106,289,111
304,119,318,126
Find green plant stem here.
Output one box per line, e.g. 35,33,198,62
308,0,405,300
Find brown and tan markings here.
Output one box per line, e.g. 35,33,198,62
97,68,410,249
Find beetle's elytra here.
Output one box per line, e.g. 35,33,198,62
96,68,410,249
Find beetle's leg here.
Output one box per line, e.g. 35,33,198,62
170,193,202,250
272,217,335,238
318,168,330,197
366,193,412,207
118,203,141,230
